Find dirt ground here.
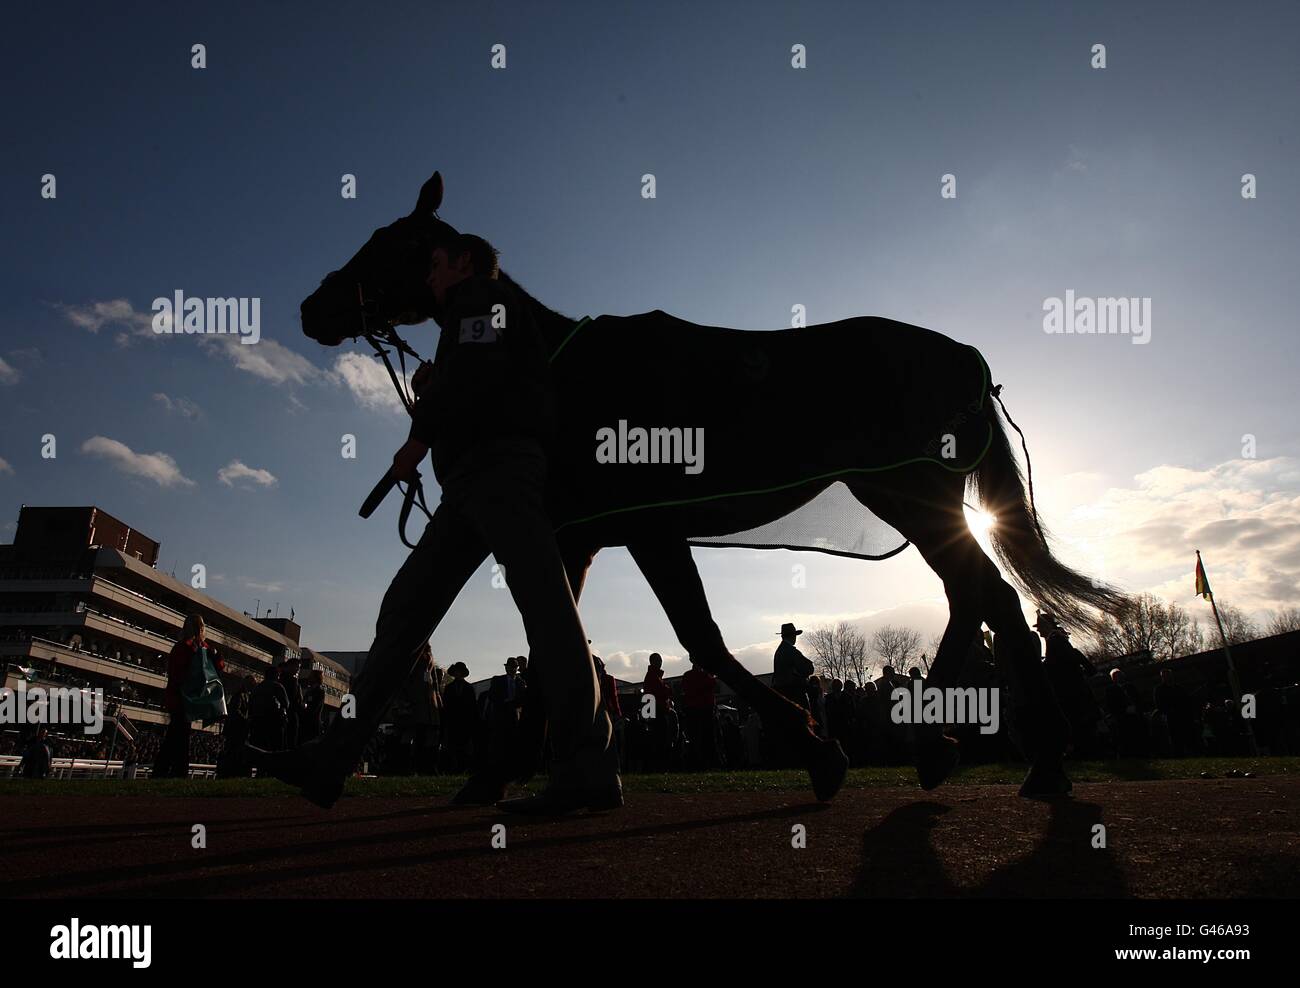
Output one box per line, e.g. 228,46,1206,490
2,778,1297,898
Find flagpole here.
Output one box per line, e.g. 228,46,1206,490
1196,550,1258,756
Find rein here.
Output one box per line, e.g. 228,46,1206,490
353,284,433,549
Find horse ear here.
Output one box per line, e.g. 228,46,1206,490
413,171,443,216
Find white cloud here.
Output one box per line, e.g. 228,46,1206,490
599,648,689,683
332,351,412,414
218,460,278,489
0,357,19,385
55,299,156,346
0,456,13,476
245,579,284,594
80,436,195,488
199,335,322,386
152,393,203,419
1046,456,1300,618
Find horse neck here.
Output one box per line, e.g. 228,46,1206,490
498,271,578,350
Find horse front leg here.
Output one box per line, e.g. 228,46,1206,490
626,539,848,802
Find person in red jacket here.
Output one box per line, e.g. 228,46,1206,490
682,659,719,769
155,613,223,778
642,653,673,771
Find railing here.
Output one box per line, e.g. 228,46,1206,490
0,755,220,780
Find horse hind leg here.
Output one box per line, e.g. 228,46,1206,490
846,471,992,789
849,471,1071,796
976,555,1073,796
627,539,849,802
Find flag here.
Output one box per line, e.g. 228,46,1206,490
1194,552,1212,601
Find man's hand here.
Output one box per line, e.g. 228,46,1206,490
390,438,429,483
411,360,434,395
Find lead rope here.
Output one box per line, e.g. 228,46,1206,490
989,384,1047,547
357,284,432,548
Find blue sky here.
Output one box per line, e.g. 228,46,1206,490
2,1,1298,682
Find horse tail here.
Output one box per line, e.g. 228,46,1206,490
967,384,1127,634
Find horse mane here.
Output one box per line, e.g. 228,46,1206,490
497,269,579,346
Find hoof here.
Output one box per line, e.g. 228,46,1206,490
804,737,849,803
1018,761,1073,798
450,774,509,806
915,735,961,791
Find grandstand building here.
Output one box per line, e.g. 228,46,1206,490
0,506,350,736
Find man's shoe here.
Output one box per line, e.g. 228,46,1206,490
450,773,509,805
915,733,961,791
245,741,351,810
495,781,624,815
1018,759,1073,798
496,741,623,816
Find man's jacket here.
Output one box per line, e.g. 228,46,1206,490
411,276,556,479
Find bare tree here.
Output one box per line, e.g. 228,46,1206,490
805,622,870,686
1212,602,1258,646
1266,606,1300,637
871,624,922,675
1094,593,1204,662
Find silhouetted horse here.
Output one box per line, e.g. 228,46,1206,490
300,171,1123,797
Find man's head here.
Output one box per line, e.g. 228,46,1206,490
1034,612,1062,639
516,655,528,673
649,652,663,670
182,612,206,642
505,657,518,675
779,622,801,643
427,233,499,304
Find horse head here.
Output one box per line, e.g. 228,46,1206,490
300,170,463,346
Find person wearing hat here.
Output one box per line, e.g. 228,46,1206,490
772,623,815,711
486,656,529,766
1035,612,1102,757
771,624,815,766
441,662,478,773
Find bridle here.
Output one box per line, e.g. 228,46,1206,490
351,276,434,549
